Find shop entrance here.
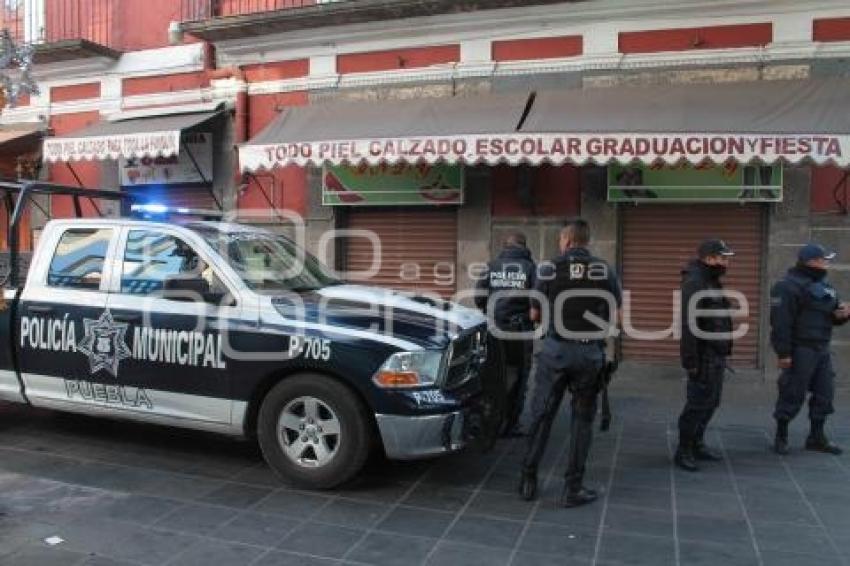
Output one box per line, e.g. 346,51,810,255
620,204,765,369
343,207,458,299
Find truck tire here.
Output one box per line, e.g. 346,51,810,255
257,373,372,489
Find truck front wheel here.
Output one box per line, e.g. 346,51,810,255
257,373,372,489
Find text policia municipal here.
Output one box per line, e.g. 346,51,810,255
262,134,844,162
20,315,227,370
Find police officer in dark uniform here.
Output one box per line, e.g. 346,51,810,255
519,219,621,508
476,232,536,436
675,239,736,472
771,244,850,455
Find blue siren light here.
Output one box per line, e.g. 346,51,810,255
129,203,224,221
131,203,169,215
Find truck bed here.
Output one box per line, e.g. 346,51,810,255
0,252,32,288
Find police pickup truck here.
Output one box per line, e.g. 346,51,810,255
0,183,502,488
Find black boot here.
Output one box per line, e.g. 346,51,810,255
518,469,538,501
674,441,699,472
806,420,843,455
774,419,789,455
563,396,596,501
560,485,598,508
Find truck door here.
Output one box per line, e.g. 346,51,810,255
104,228,238,427
17,226,117,409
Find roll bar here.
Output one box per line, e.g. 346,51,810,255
0,180,136,287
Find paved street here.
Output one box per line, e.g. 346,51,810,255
2,365,850,566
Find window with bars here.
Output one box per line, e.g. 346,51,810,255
0,0,112,47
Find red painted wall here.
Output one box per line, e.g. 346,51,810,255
338,45,460,74
40,0,189,51
242,60,309,82
218,0,317,17
492,36,583,61
811,165,849,213
118,0,188,50
813,17,850,42
123,72,210,97
619,23,772,54
44,1,115,46
47,112,102,218
241,92,309,217
50,82,101,103
491,164,581,217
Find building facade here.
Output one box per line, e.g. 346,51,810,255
2,0,850,371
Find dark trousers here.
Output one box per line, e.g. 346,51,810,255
502,339,533,431
774,345,835,423
522,339,604,490
678,352,726,447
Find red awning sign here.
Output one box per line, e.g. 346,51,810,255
240,132,849,170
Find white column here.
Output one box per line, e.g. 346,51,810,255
309,54,339,89
458,38,494,78
581,23,622,70
23,0,46,43
772,12,815,44
101,76,122,113
769,11,817,61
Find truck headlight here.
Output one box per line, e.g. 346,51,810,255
373,350,448,388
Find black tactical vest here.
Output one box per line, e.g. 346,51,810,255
787,272,839,345
546,249,615,336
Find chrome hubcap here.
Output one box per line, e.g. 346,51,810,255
278,396,341,468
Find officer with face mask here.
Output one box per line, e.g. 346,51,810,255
475,232,536,436
519,219,621,508
771,244,850,455
675,239,735,472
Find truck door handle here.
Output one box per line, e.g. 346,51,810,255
27,305,54,315
113,313,142,323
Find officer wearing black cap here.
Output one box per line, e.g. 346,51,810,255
675,239,735,472
771,243,849,455
519,219,621,508
475,231,536,435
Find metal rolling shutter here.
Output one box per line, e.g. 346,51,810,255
344,207,458,299
620,205,764,368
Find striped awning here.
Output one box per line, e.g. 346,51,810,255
43,106,222,163
240,79,850,170
0,123,44,150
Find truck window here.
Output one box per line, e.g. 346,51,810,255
121,230,222,296
47,228,114,290
190,227,342,292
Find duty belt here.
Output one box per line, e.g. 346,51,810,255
549,334,605,346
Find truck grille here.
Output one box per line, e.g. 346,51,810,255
443,326,487,390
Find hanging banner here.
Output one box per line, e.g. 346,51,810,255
241,133,850,170
44,130,181,163
607,162,783,202
322,163,463,206
120,133,213,187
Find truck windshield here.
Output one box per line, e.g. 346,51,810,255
191,228,342,292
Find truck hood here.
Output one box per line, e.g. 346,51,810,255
269,284,486,350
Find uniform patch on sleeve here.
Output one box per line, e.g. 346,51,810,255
770,296,783,307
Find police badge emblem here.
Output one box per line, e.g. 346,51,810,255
77,310,132,378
